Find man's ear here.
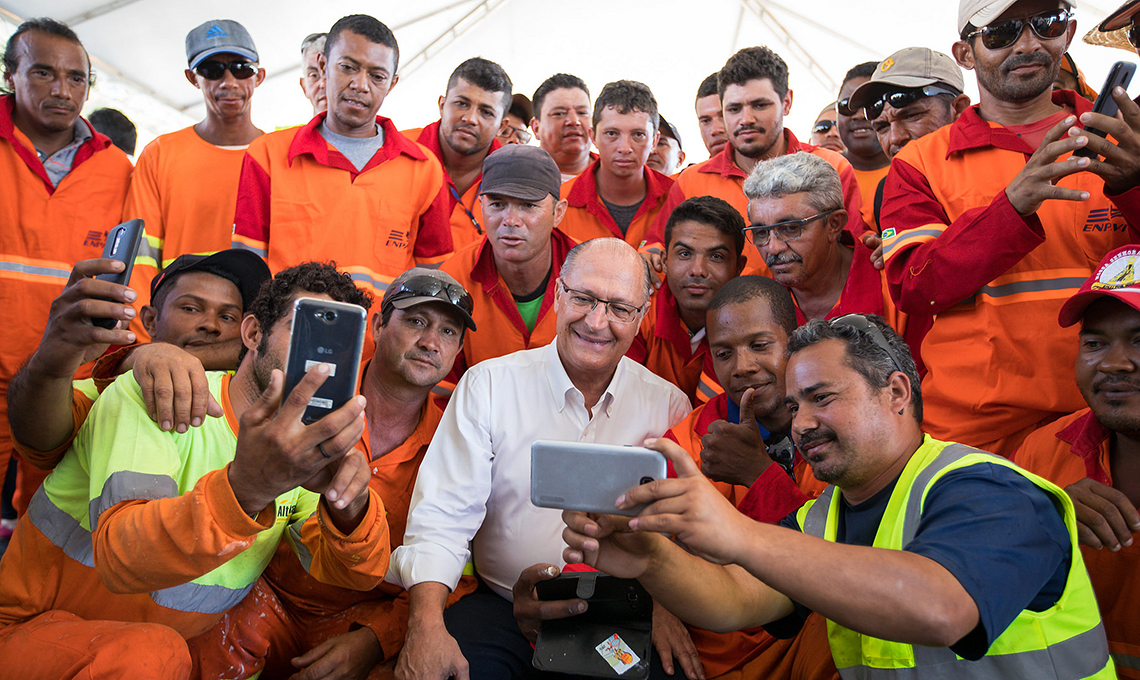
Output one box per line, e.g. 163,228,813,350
886,370,913,417
951,94,972,120
826,209,848,240
240,314,261,355
952,41,976,71
372,308,384,345
140,305,159,338
184,69,200,89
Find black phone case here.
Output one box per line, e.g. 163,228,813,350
281,298,366,424
92,218,144,329
1073,61,1135,159
532,573,653,679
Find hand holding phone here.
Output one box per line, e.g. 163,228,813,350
282,298,367,424
1073,61,1135,160
92,219,144,329
531,441,667,517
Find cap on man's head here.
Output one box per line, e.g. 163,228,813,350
480,145,561,202
658,114,683,149
959,0,1076,33
381,268,477,331
1083,0,1139,52
508,93,534,122
186,20,258,68
849,47,965,110
1059,246,1140,326
151,250,271,312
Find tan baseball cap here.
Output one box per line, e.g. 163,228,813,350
958,0,1077,33
1083,0,1139,52
848,48,965,111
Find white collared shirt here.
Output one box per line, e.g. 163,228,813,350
389,339,691,600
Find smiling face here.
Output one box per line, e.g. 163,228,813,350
591,106,656,180
439,76,505,157
533,87,592,162
4,30,89,140
185,52,265,124
554,245,648,380
722,78,792,161
707,300,789,419
664,220,742,330
1077,298,1140,435
374,303,464,389
837,76,883,159
322,30,399,137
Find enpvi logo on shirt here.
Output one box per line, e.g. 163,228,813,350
1083,208,1128,233
385,229,409,249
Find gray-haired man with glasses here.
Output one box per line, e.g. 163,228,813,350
392,236,691,679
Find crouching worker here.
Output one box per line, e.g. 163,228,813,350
564,315,1114,679
0,262,391,680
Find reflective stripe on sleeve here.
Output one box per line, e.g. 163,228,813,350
28,485,95,567
89,470,179,531
149,579,254,614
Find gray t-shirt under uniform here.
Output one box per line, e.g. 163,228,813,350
600,196,645,236
319,121,384,171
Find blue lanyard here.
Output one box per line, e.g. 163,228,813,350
449,182,483,235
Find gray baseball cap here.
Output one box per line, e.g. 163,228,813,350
480,145,562,202
849,48,965,111
186,20,258,69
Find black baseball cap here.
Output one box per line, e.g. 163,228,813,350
480,145,562,202
150,250,271,311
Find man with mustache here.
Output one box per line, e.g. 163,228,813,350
122,20,266,343
0,17,132,520
879,0,1140,457
628,196,746,406
558,80,675,249
232,14,453,303
436,144,576,398
404,58,511,252
1014,245,1140,678
640,47,865,271
562,314,1114,680
531,73,595,181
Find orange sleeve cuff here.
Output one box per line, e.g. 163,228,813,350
203,465,273,535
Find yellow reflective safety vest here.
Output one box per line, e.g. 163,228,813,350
795,435,1115,680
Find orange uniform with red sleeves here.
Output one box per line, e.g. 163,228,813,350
664,394,833,680
406,121,502,253
231,114,453,299
557,161,674,248
436,230,577,397
1012,409,1140,679
881,91,1140,457
0,95,132,516
190,395,477,678
641,130,866,269
122,126,250,341
626,284,720,406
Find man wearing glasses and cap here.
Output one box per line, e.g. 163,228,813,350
562,314,1114,680
392,236,690,680
879,0,1140,458
123,20,266,343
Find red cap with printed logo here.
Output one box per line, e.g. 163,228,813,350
1059,246,1140,327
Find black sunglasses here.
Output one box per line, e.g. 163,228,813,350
964,8,1071,50
830,314,907,376
864,84,962,120
194,60,258,80
384,275,474,315
812,120,837,135
1130,18,1139,49
836,97,858,117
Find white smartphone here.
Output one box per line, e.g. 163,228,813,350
530,440,667,517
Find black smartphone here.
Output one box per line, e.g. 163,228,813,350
92,218,144,329
282,297,367,424
534,573,653,620
1073,61,1135,159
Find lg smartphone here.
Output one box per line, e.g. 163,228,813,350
530,440,667,517
281,297,366,424
91,218,144,329
1073,61,1135,159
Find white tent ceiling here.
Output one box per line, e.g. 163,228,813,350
1,0,1135,157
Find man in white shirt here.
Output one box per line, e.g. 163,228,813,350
392,238,691,680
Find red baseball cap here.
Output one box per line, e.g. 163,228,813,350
1058,246,1140,327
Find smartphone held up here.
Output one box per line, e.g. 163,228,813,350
282,297,367,424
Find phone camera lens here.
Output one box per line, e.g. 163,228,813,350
322,310,337,323
639,476,653,485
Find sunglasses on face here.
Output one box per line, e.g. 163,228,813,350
964,8,1071,50
812,120,837,135
383,275,474,315
193,60,258,80
1130,18,1139,49
864,85,962,120
836,98,859,117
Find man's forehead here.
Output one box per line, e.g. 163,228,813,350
329,32,395,71
708,303,786,344
994,0,1068,21
748,192,813,221
449,76,503,100
723,78,778,100
787,340,851,390
163,270,242,304
542,88,590,111
597,106,652,127
13,30,89,69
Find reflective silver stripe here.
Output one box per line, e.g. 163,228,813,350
348,271,390,293
430,383,454,399
901,444,993,544
288,512,317,573
230,241,268,258
696,380,719,401
27,485,95,567
150,579,254,614
882,229,944,257
0,260,71,280
89,471,179,531
801,486,835,538
978,277,1087,299
838,622,1111,679
135,238,162,265
1113,652,1140,671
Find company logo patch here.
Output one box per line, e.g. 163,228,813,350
1091,251,1140,291
880,58,895,72
205,24,228,39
